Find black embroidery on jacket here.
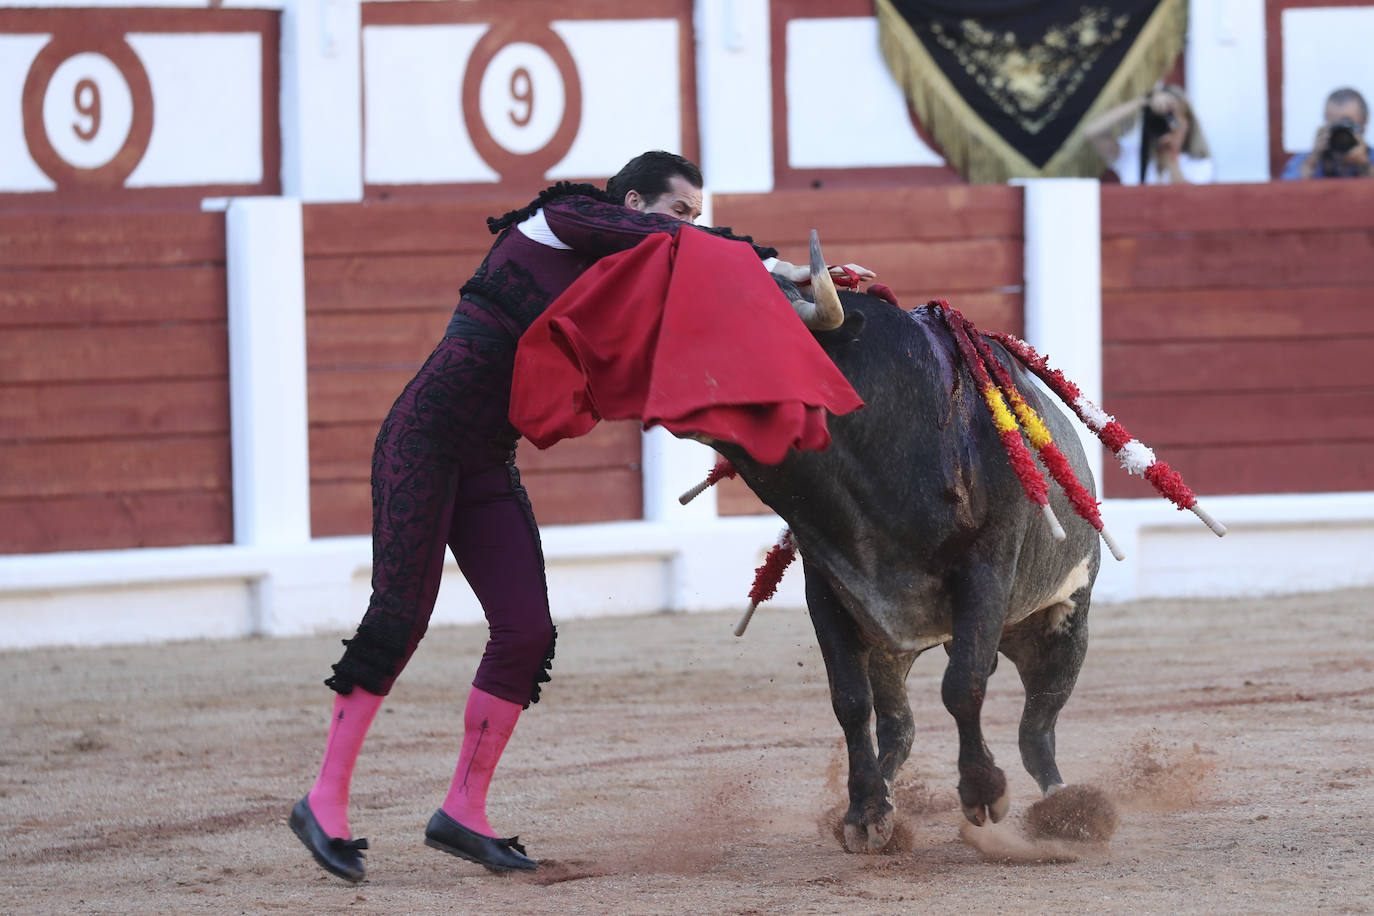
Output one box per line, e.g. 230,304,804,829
486,182,618,234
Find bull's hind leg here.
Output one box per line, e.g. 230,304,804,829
1000,583,1092,795
943,566,1012,826
803,564,892,853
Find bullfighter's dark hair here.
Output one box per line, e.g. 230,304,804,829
486,181,618,235
485,151,704,235
604,150,703,206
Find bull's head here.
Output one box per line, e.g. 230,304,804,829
783,231,845,332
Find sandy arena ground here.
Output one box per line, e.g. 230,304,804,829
2,586,1372,915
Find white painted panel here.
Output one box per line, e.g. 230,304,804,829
125,33,263,186
786,17,942,168
696,0,773,193
1281,7,1374,153
1186,0,1270,182
362,23,498,184
0,34,55,191
282,0,363,201
548,19,682,179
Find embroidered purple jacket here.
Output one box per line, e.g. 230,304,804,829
453,194,775,338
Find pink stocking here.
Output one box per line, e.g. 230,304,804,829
307,688,384,838
441,687,522,836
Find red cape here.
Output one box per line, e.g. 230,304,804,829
510,230,864,465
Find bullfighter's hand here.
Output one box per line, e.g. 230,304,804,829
832,264,876,282
767,260,805,285
773,260,877,286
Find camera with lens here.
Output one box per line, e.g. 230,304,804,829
1143,108,1179,141
1328,118,1361,154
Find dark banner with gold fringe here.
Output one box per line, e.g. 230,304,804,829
876,0,1186,183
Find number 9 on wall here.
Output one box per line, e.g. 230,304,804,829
23,35,153,188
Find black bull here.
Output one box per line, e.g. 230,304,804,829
707,291,1101,853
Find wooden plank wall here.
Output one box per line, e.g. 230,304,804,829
1101,181,1374,498
302,201,643,537
0,211,233,553
2,182,1365,556
711,185,1026,514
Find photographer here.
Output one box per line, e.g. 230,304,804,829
1281,87,1371,180
1085,84,1214,185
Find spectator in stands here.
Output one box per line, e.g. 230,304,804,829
1085,84,1214,185
1282,87,1371,179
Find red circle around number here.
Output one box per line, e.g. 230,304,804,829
461,21,582,185
22,35,154,189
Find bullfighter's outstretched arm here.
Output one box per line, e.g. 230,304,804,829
540,196,778,261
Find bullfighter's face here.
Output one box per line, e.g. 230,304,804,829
625,174,703,224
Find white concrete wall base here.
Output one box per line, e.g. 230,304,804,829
1093,491,1374,602
2,493,1371,650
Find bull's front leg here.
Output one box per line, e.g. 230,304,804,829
869,649,917,789
803,564,892,853
943,566,1011,826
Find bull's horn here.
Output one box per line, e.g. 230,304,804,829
806,230,845,331
785,286,843,332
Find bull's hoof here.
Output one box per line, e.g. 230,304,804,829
842,811,895,853
1042,782,1067,799
960,789,1011,826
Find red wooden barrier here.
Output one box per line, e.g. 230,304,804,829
1101,181,1374,498
0,211,232,553
6,180,1364,557
301,200,642,537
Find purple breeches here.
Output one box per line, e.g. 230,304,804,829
327,319,555,707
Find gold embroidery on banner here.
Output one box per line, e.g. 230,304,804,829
930,8,1130,135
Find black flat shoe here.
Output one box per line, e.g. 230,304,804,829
289,796,368,883
423,808,537,872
